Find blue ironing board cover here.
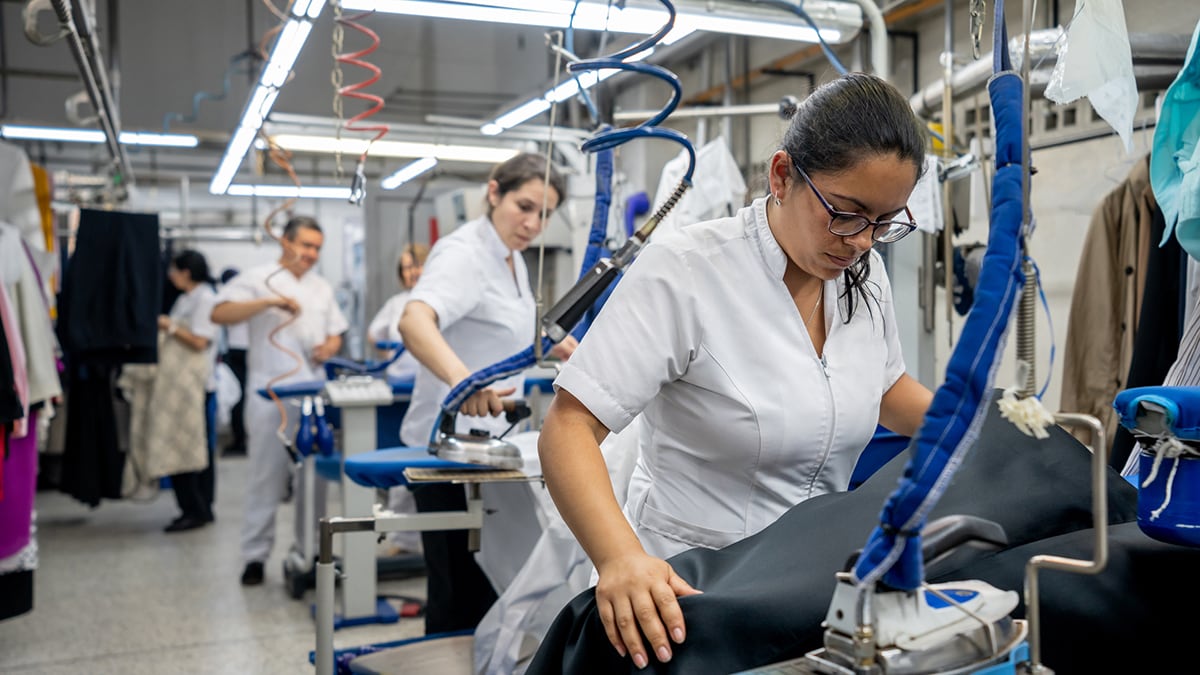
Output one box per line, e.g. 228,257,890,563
256,376,416,401
343,447,492,488
1113,386,1200,441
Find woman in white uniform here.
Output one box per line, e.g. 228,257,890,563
159,249,219,532
366,242,428,556
366,243,429,381
538,73,935,669
399,152,576,632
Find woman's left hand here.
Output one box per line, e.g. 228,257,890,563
157,315,172,331
549,336,578,361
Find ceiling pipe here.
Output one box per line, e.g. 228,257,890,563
45,0,133,185
909,29,1193,116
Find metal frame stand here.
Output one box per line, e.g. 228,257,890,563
315,483,484,675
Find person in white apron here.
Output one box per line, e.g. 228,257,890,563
538,73,936,669
399,153,577,632
211,216,348,586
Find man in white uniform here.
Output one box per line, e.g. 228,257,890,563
212,216,348,586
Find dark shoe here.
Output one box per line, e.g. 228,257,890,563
223,444,246,457
240,561,265,586
164,516,206,533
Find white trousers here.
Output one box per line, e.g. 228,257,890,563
241,394,328,564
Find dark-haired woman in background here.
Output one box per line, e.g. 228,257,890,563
538,73,936,668
159,249,220,532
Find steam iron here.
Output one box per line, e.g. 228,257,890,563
428,399,532,471
746,516,1029,675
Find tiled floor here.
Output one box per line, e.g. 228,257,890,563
0,455,429,674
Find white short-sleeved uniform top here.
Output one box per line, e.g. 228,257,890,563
399,216,534,448
554,197,906,559
214,263,349,390
367,290,419,380
170,284,219,392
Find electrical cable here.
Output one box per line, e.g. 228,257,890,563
163,52,256,132
751,0,848,75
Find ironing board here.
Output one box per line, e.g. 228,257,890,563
1113,385,1200,547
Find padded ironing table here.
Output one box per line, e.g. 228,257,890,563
314,443,541,675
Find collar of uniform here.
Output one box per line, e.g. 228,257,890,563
751,196,789,280
477,215,513,261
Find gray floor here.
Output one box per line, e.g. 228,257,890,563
0,454,430,674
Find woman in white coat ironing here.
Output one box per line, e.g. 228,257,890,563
538,73,936,670
399,152,577,633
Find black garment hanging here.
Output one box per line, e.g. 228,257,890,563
1110,202,1185,470
56,209,161,506
57,209,161,365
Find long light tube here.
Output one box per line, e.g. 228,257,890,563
381,157,437,190
340,0,859,43
270,134,519,163
210,2,326,195
0,125,199,148
227,184,352,199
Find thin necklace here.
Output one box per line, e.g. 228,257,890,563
806,289,822,326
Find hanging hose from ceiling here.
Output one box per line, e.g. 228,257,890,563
431,0,696,448
259,134,308,458
331,2,388,205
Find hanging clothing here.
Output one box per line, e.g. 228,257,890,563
1110,203,1185,471
1153,18,1200,260
0,141,42,254
57,209,161,365
651,136,747,238
1,223,62,408
0,281,28,438
1060,156,1156,451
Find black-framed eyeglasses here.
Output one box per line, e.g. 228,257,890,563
793,162,918,244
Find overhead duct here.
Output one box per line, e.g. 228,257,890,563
910,28,1193,117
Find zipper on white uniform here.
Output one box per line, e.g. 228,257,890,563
805,353,838,498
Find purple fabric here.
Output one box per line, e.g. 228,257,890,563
0,409,37,558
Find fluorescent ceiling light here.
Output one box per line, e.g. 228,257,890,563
291,0,327,18
271,134,519,163
210,11,321,195
382,157,437,190
0,125,199,147
227,184,352,200
261,20,313,88
341,0,858,43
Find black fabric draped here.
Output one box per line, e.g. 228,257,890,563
56,209,161,506
528,393,1200,675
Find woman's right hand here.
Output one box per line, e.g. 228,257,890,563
460,386,517,417
594,550,701,668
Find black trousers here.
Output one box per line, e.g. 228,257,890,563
171,392,217,521
411,483,498,633
223,348,248,452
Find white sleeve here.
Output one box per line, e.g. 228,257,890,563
874,251,906,390
323,282,350,337
408,238,481,329
367,294,402,344
214,269,260,305
188,288,219,341
553,242,701,434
